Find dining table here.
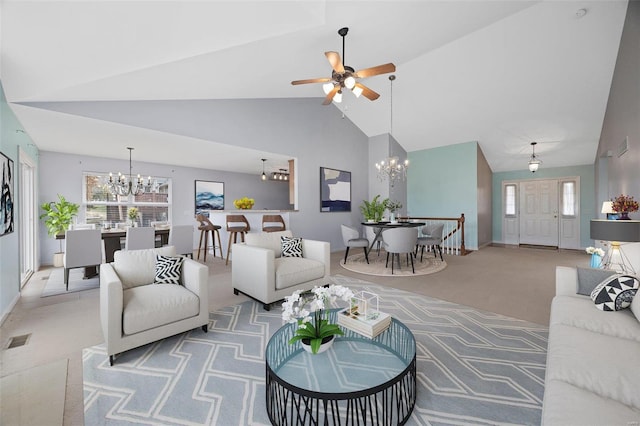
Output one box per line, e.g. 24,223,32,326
56,227,170,277
361,221,425,253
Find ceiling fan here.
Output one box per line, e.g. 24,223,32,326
291,27,396,105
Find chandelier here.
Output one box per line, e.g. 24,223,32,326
374,75,409,187
375,156,409,186
108,147,151,196
528,142,542,172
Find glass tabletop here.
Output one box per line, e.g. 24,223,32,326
266,309,416,394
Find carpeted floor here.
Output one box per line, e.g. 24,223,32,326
83,276,547,425
41,268,100,297
340,250,447,276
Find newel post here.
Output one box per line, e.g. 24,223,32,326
459,213,466,255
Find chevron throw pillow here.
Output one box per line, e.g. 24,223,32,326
281,236,303,258
590,274,639,311
155,255,184,285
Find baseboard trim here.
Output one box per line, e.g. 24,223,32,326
0,293,20,327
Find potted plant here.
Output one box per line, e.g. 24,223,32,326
359,195,389,222
282,285,354,354
40,194,80,266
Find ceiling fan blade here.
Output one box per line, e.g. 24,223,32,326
291,77,332,85
322,86,340,105
354,63,396,78
325,51,345,74
354,83,380,101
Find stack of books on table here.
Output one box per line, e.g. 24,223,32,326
338,308,392,338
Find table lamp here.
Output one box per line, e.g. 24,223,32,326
601,201,617,219
590,219,640,274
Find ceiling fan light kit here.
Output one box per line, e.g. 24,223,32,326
291,27,396,105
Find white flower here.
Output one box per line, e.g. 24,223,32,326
280,285,354,326
594,248,605,257
585,246,596,254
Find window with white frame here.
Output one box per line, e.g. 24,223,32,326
82,172,171,227
504,184,517,216
561,181,576,217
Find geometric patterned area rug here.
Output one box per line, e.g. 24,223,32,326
340,251,447,277
83,275,548,425
41,267,100,297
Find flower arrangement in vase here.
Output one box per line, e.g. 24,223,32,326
585,246,605,268
233,197,255,209
386,200,403,222
611,195,639,220
282,285,354,354
127,207,139,226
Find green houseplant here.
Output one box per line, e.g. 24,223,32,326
359,195,389,222
40,194,80,266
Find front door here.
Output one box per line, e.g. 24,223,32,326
519,180,559,246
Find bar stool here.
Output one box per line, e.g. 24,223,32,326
226,214,250,265
262,214,286,233
196,214,223,262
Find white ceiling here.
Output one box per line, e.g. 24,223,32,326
0,0,628,173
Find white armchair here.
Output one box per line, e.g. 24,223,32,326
100,246,209,365
231,230,330,310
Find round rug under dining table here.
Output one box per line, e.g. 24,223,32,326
340,251,447,277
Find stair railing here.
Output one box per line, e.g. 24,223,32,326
405,213,467,256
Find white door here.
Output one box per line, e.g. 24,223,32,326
19,149,37,287
519,180,559,246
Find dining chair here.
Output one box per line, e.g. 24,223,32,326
340,225,369,264
168,225,195,258
196,214,223,261
63,229,103,290
382,227,418,274
262,215,286,233
125,226,155,251
416,223,445,261
365,226,382,256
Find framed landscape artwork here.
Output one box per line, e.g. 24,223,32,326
320,167,351,212
1,151,14,236
195,180,224,215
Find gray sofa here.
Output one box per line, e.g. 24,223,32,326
542,266,640,424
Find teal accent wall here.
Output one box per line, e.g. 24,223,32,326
492,164,596,248
408,141,479,249
0,80,39,320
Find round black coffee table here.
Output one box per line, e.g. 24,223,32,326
265,309,416,425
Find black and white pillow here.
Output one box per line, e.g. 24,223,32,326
281,236,303,258
155,255,184,285
590,274,639,311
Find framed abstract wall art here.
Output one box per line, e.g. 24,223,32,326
1,151,14,236
320,167,351,212
195,180,224,215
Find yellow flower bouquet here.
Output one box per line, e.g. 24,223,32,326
233,197,255,209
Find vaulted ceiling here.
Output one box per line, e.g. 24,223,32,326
1,1,628,174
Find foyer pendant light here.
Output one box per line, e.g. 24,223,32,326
528,142,541,173
261,159,267,181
